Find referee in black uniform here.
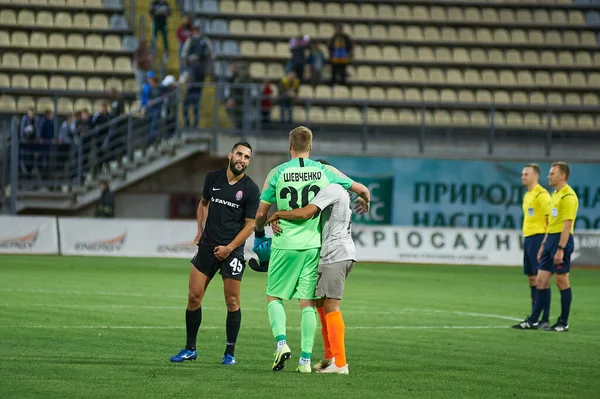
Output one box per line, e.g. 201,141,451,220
170,142,260,365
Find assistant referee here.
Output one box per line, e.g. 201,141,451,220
513,162,579,332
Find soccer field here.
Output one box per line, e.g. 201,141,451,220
1,256,599,398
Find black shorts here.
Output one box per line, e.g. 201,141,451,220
523,234,545,275
190,243,246,281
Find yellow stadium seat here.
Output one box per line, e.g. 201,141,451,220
452,48,470,63
30,32,48,48
91,15,108,29
74,98,91,112
17,96,35,112
73,13,90,28
548,92,564,106
517,70,534,85
87,77,104,91
524,113,542,128
558,51,574,66
249,63,265,78
229,20,245,35
570,72,587,87
581,32,596,46
511,29,527,44
318,23,334,38
447,69,463,84
315,86,331,99
578,114,594,130
464,7,481,22
237,0,253,14
289,2,306,16
470,111,488,126
343,108,362,124
0,10,16,25
49,0,67,5
68,77,85,91
435,48,451,62
494,91,511,104
50,76,67,90
351,86,368,100
58,54,76,71
390,26,405,40
499,70,516,85
576,52,592,66
282,22,299,37
356,66,373,81
412,6,429,20
366,108,380,125
299,22,315,37
37,97,55,112
582,93,598,106
506,50,523,65
77,55,94,71
11,74,29,88
476,28,493,43
431,6,447,21
86,34,103,50
123,78,137,92
393,67,410,82
247,20,263,35
298,85,313,98
378,4,393,19
476,90,492,104
369,87,385,101
406,26,424,41
114,57,131,72
488,49,504,64
11,31,29,47
482,70,499,85
353,24,370,39
67,34,85,48
464,69,481,84
267,63,283,77
40,54,57,69
30,75,48,89
530,92,546,105
382,108,400,124
535,71,552,86
333,85,350,100
308,107,324,123
405,88,422,102
565,93,581,106
494,29,510,44
558,114,577,129
458,90,475,104
400,46,417,61
562,31,579,46
18,10,35,25
21,53,38,69
382,46,398,61
85,0,103,7
410,67,427,82
49,33,66,48
274,43,288,57
325,107,343,123
0,73,9,87
523,51,540,65
440,89,457,103
371,25,387,40
534,10,550,24
387,88,403,101
512,91,528,105
36,11,54,27
272,2,288,14
552,72,569,86
308,3,324,16
458,28,476,43
451,111,469,126
104,35,121,51
0,95,17,112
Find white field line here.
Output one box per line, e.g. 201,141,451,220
0,302,521,321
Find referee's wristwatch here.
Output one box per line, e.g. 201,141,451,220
557,245,565,250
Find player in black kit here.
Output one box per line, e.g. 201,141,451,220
170,142,260,365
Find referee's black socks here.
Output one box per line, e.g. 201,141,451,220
225,309,242,356
185,307,202,351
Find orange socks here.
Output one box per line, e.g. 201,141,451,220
325,310,346,367
317,307,333,359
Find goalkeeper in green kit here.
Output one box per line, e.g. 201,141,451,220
254,126,370,373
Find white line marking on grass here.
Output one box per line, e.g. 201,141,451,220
1,325,509,330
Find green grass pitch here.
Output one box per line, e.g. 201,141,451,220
1,255,599,398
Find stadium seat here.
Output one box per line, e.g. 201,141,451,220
67,34,85,49
50,75,67,90
0,95,17,111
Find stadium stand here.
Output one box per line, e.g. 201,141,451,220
0,0,137,114
185,0,600,130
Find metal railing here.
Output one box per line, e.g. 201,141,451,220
4,80,600,214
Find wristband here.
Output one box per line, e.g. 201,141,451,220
557,245,565,250
255,229,265,238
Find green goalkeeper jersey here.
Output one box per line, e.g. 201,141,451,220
260,158,354,250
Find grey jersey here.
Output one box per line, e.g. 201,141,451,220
311,184,356,264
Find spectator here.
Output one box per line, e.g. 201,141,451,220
176,15,193,74
307,41,325,86
184,54,207,129
57,114,76,176
19,108,38,175
279,71,300,124
92,103,111,168
181,24,214,75
37,110,55,176
261,80,274,124
289,34,310,82
109,89,124,118
95,180,115,218
142,72,162,144
328,24,353,86
133,39,152,101
225,63,251,129
161,75,178,137
149,0,171,60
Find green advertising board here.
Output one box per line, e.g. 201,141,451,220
348,175,394,225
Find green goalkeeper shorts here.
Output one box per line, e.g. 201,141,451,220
266,248,320,300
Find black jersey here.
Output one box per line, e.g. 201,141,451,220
200,168,260,248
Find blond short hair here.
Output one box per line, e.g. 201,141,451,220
289,126,313,153
552,161,570,180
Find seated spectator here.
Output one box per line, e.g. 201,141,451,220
279,71,300,124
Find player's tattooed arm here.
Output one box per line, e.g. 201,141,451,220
349,182,371,213
254,201,272,234
194,198,209,245
267,204,320,224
